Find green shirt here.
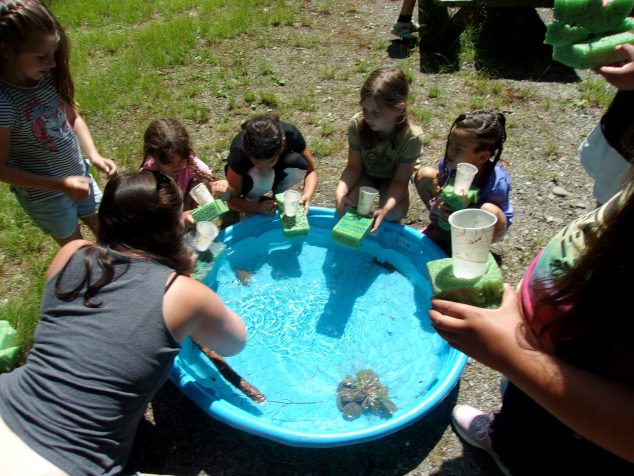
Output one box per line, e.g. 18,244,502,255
347,112,424,179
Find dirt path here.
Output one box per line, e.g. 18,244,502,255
132,2,604,474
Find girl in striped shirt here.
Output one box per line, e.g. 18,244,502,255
0,0,116,245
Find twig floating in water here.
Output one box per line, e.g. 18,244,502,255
194,342,266,403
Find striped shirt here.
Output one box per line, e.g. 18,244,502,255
0,75,84,202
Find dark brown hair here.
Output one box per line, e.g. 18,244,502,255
55,170,194,307
240,113,285,161
448,111,507,187
358,67,409,149
0,0,75,107
142,118,214,181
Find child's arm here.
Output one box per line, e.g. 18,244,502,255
0,127,92,201
65,106,117,178
300,148,317,212
371,161,415,232
335,148,363,216
226,167,277,215
430,286,634,463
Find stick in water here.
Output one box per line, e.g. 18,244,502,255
194,342,266,403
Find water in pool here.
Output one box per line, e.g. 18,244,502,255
179,225,447,433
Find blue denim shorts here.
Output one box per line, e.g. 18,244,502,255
12,162,103,239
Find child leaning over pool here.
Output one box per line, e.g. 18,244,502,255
140,118,232,213
335,66,424,232
225,113,317,216
414,111,513,249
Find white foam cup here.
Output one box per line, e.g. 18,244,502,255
189,183,214,206
454,162,478,194
194,221,218,252
357,186,379,216
283,190,301,217
449,208,497,279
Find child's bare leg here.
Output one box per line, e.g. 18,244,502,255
80,213,100,238
480,202,507,242
413,166,437,209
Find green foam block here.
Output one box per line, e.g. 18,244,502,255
193,242,227,281
553,30,634,69
192,200,229,223
331,209,373,249
553,0,633,36
426,254,503,308
274,193,310,237
0,320,20,372
438,181,479,231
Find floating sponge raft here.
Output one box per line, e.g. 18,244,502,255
192,200,229,223
274,193,310,237
426,254,503,309
545,0,634,69
331,209,373,249
438,181,479,231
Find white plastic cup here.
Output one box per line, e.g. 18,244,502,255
449,208,497,279
357,186,379,216
283,190,301,217
194,221,218,252
454,162,478,194
190,183,214,206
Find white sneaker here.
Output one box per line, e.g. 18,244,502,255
451,405,513,476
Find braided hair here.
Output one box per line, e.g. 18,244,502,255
142,118,215,182
0,0,75,107
240,113,285,161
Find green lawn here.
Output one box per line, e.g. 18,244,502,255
0,0,302,362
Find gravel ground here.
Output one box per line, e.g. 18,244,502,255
131,2,607,475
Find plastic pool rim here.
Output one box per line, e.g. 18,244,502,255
170,206,467,448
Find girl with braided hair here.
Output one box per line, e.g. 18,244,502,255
414,111,513,250
0,0,117,246
139,118,232,215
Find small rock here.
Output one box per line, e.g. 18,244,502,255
552,186,570,197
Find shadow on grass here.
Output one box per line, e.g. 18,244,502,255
128,379,498,475
419,8,579,83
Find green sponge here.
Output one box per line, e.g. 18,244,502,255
553,0,633,36
553,30,634,69
192,242,227,281
438,181,479,231
0,320,20,372
192,200,229,223
332,209,373,249
274,193,310,237
426,254,503,308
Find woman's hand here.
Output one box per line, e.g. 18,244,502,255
429,284,533,373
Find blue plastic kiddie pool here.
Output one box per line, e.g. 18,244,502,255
170,207,467,448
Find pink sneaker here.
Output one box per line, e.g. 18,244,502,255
451,405,512,476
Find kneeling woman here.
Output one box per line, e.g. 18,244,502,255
0,170,246,475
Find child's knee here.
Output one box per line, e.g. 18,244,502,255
480,203,507,240
414,166,436,185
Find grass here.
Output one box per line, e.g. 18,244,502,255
1,0,304,362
